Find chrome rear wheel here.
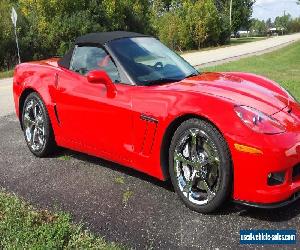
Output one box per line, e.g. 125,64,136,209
24,99,46,152
22,92,56,157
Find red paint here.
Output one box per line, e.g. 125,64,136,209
13,58,300,205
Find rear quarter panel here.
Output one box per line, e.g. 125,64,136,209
13,60,60,136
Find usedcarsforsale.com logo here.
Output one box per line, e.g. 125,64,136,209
240,230,296,245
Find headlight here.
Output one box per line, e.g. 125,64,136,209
234,106,285,134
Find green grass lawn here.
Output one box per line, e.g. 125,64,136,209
203,41,300,101
0,70,14,79
0,190,121,249
230,36,266,46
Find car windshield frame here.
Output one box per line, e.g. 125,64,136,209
107,37,199,86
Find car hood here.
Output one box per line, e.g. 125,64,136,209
164,72,290,115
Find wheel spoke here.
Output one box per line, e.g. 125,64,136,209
203,140,220,164
37,125,44,133
201,179,216,202
32,100,38,119
189,129,198,159
203,140,217,157
32,127,38,145
38,134,44,145
174,151,196,167
26,100,33,112
36,115,44,127
183,182,192,198
208,156,220,165
24,113,35,128
182,170,197,198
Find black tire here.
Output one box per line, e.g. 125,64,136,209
22,92,56,157
169,118,232,213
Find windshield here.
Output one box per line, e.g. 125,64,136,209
108,37,199,86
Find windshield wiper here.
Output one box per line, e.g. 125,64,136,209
185,72,199,79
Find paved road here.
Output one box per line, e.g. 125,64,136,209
1,35,300,248
182,33,300,67
0,78,14,117
1,114,300,249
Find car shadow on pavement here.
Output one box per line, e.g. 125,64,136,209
53,148,174,192
52,148,300,221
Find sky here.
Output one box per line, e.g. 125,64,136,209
252,0,300,20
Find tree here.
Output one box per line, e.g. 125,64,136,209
266,18,273,29
17,0,153,58
192,0,222,48
250,19,267,36
275,14,292,34
213,0,255,34
289,18,300,33
231,0,256,33
0,0,256,70
155,0,225,50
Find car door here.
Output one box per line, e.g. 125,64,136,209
55,45,134,166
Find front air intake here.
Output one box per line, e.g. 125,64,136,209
292,164,300,181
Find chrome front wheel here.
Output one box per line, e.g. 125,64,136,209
174,128,220,205
169,119,232,213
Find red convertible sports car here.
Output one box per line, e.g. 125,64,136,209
13,31,300,213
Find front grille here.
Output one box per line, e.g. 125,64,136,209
292,164,300,180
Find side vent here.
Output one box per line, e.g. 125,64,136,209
140,114,159,124
140,114,158,155
54,105,61,125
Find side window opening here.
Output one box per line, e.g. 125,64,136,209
70,46,121,83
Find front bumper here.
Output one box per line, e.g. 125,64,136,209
235,191,300,209
226,103,300,206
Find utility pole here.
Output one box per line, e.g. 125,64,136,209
229,0,233,29
283,10,286,35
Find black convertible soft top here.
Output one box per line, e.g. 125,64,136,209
58,31,149,69
75,31,148,45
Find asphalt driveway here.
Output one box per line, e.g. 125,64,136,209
1,114,300,249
